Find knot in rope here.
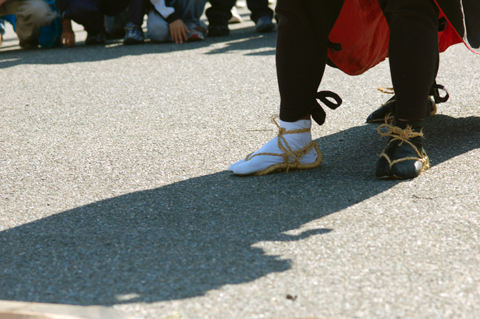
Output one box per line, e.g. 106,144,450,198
378,123,423,145
244,116,317,174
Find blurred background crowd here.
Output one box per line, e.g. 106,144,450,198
0,0,276,49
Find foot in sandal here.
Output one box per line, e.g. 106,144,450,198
229,118,322,176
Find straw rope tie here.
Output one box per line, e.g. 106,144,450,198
377,122,430,171
244,117,318,173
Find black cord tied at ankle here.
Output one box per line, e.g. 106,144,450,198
310,91,343,126
316,91,342,110
429,81,449,104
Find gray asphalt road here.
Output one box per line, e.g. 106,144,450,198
1,8,480,319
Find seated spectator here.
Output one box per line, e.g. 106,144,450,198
147,0,207,43
105,9,128,39
0,0,57,49
0,18,5,44
57,0,146,47
207,0,274,37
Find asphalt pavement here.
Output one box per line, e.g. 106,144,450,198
1,7,480,319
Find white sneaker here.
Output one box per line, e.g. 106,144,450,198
229,7,242,24
236,0,246,8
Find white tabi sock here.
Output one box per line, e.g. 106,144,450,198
229,119,317,175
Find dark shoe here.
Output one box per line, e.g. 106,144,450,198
375,120,429,179
19,39,38,49
124,23,144,45
366,83,449,123
255,15,275,33
366,95,436,123
106,28,125,40
85,30,106,45
208,25,230,37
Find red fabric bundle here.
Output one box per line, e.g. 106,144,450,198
327,0,463,76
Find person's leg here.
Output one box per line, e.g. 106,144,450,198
176,0,208,40
0,18,6,45
277,0,344,125
3,0,57,47
375,0,440,179
229,0,345,175
172,0,207,29
98,0,129,16
246,0,273,22
206,0,235,36
127,0,145,26
63,0,104,35
146,9,169,42
247,0,274,32
382,0,439,121
0,18,6,36
105,10,128,39
124,0,145,44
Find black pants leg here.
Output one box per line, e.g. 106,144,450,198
63,0,104,35
247,0,274,23
276,0,345,124
379,0,440,120
127,0,145,26
206,0,236,26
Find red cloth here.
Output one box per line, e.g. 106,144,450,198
327,0,462,76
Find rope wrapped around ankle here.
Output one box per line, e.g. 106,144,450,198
377,123,430,171
245,116,320,173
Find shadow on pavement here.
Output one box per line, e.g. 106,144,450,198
0,28,276,69
0,115,478,306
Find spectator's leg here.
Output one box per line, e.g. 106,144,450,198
246,0,273,23
146,10,169,42
0,18,6,45
206,0,235,36
173,0,207,29
105,10,128,39
63,0,104,35
0,18,6,36
123,0,145,44
5,0,56,45
127,0,145,26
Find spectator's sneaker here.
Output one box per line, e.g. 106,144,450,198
236,0,246,8
19,39,38,49
124,23,144,45
187,28,205,41
208,25,230,37
85,30,106,45
256,15,275,33
229,7,242,24
196,24,208,35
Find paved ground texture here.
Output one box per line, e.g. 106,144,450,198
1,7,480,319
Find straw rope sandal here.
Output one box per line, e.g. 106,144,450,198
375,121,430,179
366,83,449,124
241,117,323,176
